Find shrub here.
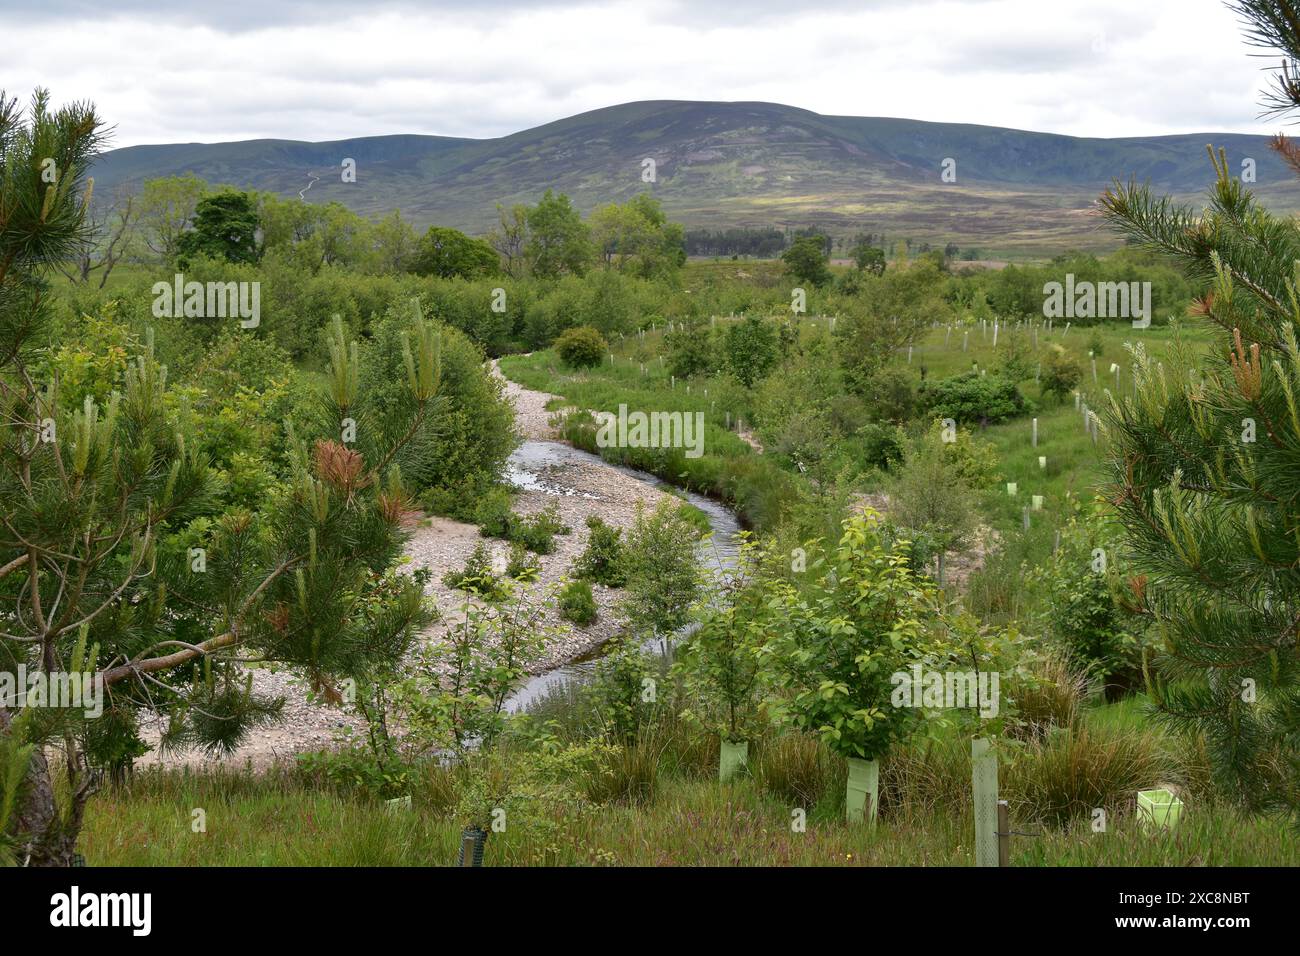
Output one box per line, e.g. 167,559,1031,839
1040,344,1082,402
474,492,516,538
763,513,943,761
621,499,702,638
591,637,660,745
511,505,571,554
554,325,607,369
861,365,919,423
559,579,598,626
295,743,417,800
505,542,540,580
478,502,571,554
918,371,1028,425
1028,507,1149,695
575,516,628,586
721,315,779,387
665,316,717,379
857,422,905,471
443,542,509,600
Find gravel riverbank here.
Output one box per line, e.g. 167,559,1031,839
140,362,678,770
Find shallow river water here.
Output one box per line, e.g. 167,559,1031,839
502,439,742,711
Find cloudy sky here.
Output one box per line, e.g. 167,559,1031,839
2,0,1289,148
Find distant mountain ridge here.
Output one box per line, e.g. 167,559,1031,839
90,100,1300,255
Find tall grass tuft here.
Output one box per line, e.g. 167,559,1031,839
753,732,845,811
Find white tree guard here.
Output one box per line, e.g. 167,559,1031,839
972,737,999,867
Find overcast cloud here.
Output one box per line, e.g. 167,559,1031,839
0,0,1286,147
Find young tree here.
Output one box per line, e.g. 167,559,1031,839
137,173,206,263
525,190,591,278
488,202,529,278
835,259,953,391
781,235,831,287
258,196,371,273
0,91,440,863
176,189,260,265
720,314,779,387
411,225,500,279
370,209,418,274
57,185,139,287
887,422,979,586
763,512,935,760
1096,1,1300,813
673,537,766,746
588,193,685,277
852,241,886,276
621,499,702,646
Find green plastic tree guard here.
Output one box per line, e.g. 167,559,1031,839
972,737,999,867
845,757,879,825
1137,789,1184,830
719,739,749,781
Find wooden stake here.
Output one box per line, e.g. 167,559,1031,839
997,800,1011,867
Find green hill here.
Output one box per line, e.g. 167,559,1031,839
90,100,1300,255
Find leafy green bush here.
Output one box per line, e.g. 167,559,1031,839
665,316,717,378
295,742,417,800
857,422,905,471
621,499,702,638
591,637,662,745
763,513,943,761
506,542,540,580
721,315,779,387
514,506,571,553
554,325,608,369
575,516,628,586
918,371,1028,424
1027,509,1149,694
1040,344,1082,402
559,579,598,626
860,365,919,423
478,502,571,554
443,542,510,600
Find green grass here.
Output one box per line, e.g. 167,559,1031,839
80,765,1296,866
502,316,1214,541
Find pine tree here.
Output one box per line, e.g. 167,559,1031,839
1097,4,1300,814
0,90,438,864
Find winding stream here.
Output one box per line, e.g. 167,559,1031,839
502,439,743,712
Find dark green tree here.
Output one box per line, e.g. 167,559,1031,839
411,225,500,279
176,189,260,265
721,315,779,388
1097,1,1300,814
853,241,886,276
525,189,591,278
781,235,831,287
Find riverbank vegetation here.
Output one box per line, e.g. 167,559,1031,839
3,53,1298,868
